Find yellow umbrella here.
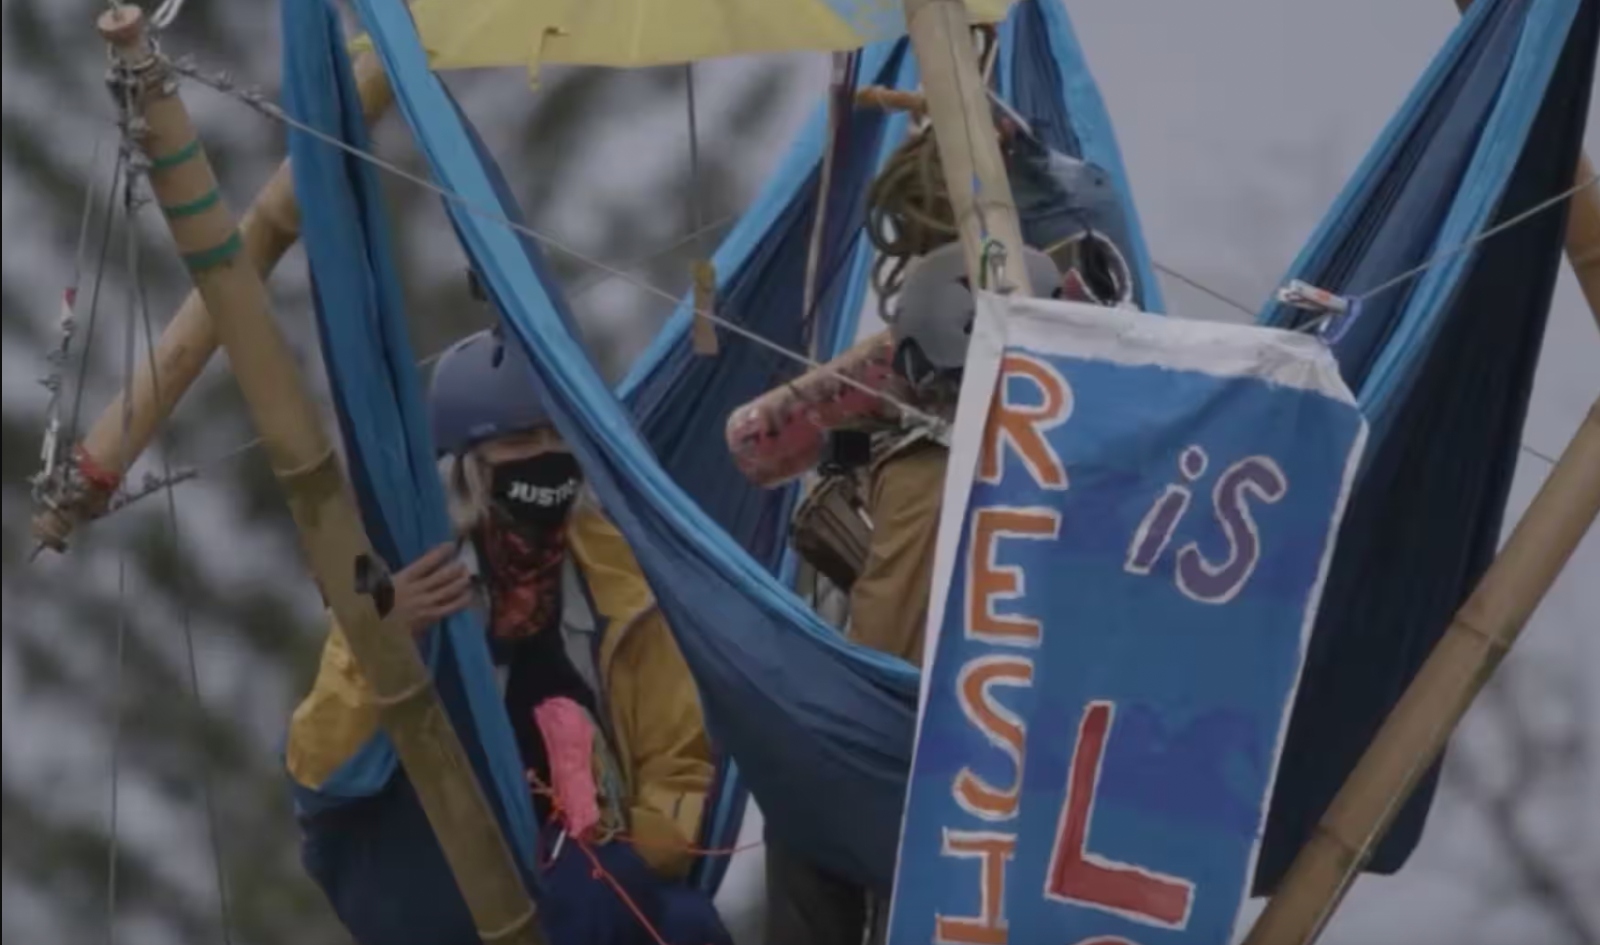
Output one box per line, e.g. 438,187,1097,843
387,0,1014,75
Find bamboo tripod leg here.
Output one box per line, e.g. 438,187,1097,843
30,52,394,552
1244,399,1600,945
96,9,541,943
900,0,1032,296
1564,153,1600,333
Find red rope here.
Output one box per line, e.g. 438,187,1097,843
526,771,764,859
74,444,122,493
527,771,747,945
571,836,677,945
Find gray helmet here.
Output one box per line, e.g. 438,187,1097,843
889,241,1063,375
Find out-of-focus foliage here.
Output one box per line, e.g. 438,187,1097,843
1,1,795,941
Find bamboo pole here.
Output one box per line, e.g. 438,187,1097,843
1564,153,1600,332
1244,399,1600,945
94,9,541,942
900,0,1032,296
30,51,394,552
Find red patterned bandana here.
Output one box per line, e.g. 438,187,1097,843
479,512,570,645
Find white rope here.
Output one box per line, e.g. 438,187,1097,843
684,64,703,244
65,146,127,454
170,60,948,427
99,211,743,515
164,58,1588,479
1152,261,1258,318
105,558,127,945
1353,172,1600,304
36,134,112,490
151,0,188,30
104,168,135,945
130,187,237,944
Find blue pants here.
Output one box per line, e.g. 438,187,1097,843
300,773,730,945
539,826,733,945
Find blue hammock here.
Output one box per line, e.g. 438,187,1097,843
1252,0,1597,891
284,0,1158,927
286,0,1593,936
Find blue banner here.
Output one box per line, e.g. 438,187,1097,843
887,297,1366,945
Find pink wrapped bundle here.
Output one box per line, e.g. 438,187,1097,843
725,331,911,488
533,697,600,839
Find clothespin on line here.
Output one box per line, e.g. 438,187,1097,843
1277,278,1360,342
691,259,719,356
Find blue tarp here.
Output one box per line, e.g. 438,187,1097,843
1253,0,1597,889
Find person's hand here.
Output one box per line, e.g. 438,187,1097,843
391,542,473,637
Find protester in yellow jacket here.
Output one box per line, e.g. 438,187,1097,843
287,327,728,945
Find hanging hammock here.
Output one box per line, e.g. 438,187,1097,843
282,0,1594,934
281,0,1161,928
1252,0,1598,892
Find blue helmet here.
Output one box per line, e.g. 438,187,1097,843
1004,131,1139,306
428,328,552,456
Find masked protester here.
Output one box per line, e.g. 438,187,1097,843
286,328,731,945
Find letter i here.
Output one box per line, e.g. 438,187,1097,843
1124,446,1207,575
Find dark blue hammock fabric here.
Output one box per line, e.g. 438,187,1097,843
1252,0,1597,891
997,0,1164,312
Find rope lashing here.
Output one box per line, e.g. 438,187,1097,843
866,125,961,316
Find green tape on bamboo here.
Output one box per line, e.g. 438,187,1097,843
150,139,203,171
182,232,244,271
162,188,222,219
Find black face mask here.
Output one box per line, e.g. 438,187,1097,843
489,452,583,529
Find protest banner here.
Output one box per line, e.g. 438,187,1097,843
888,295,1366,945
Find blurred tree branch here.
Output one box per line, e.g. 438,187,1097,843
1446,667,1597,945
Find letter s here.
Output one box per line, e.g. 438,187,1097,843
1175,456,1286,604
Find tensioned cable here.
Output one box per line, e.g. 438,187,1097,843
171,60,949,427
98,210,745,515
168,59,1595,473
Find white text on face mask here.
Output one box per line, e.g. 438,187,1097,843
506,479,579,507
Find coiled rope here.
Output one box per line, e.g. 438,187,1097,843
865,126,959,317
864,27,998,319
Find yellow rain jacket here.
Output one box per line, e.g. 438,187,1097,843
848,433,949,667
285,506,714,879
